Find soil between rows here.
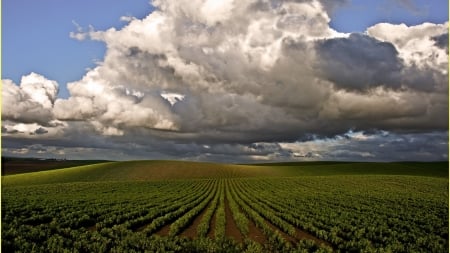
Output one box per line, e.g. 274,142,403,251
224,196,243,243
179,198,214,238
259,211,332,248
119,194,330,248
264,218,297,244
155,223,170,236
207,209,216,239
247,218,267,244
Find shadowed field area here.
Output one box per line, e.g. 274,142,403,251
1,157,108,175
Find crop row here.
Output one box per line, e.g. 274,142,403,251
235,177,448,252
196,180,221,237
224,180,249,236
169,180,219,236
138,180,216,235
2,176,448,252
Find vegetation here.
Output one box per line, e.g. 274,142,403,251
2,160,448,252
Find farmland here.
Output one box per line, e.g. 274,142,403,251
2,161,448,252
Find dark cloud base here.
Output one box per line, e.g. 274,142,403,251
2,130,447,163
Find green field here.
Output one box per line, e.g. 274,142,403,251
2,161,448,252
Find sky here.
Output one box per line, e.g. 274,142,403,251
3,0,153,98
2,0,449,162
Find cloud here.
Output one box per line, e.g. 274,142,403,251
53,67,179,134
316,33,403,91
317,0,350,14
367,22,448,92
33,127,49,135
280,131,448,161
1,73,67,137
2,0,448,161
367,22,448,71
432,33,448,52
54,0,340,141
2,73,58,126
161,92,185,106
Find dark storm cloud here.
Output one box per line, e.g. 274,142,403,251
326,131,448,161
316,32,448,93
401,65,444,92
432,33,448,51
33,127,49,135
33,127,48,135
316,33,403,91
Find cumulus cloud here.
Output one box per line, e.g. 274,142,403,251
367,22,448,71
2,73,58,126
2,0,448,161
367,22,448,92
54,0,342,140
53,67,179,135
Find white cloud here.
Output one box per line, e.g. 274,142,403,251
20,72,58,108
200,0,235,26
161,92,185,106
2,73,57,126
120,16,135,22
367,22,448,73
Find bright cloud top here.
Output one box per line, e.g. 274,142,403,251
2,0,448,161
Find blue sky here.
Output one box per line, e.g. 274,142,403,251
3,0,153,98
330,0,449,32
2,0,447,98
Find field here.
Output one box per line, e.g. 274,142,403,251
2,160,448,252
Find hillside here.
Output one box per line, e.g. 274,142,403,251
2,160,447,186
1,157,108,175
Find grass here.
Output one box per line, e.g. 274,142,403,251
2,160,447,186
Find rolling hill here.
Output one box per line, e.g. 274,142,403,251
2,160,447,186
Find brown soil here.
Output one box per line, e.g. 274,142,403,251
135,223,148,232
224,197,243,243
207,211,217,239
264,219,297,245
179,200,213,238
263,217,332,248
87,225,97,232
294,227,331,247
155,224,171,236
247,219,267,244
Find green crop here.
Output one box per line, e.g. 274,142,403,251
2,161,448,252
